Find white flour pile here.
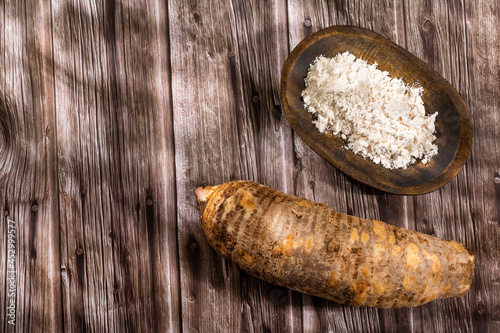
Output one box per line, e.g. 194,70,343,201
302,51,438,169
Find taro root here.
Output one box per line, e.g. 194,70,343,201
195,181,474,308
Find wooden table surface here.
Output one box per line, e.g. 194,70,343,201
0,0,498,332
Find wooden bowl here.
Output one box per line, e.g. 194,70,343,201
281,26,471,195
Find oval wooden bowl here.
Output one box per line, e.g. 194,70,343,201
281,26,471,195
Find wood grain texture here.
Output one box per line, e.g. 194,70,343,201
461,0,500,331
51,0,179,332
0,0,498,331
169,0,299,331
287,2,405,332
0,0,62,332
401,0,494,331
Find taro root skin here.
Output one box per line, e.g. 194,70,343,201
195,181,474,308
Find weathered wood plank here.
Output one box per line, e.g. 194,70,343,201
0,96,11,333
169,0,296,331
0,0,62,332
286,0,415,332
366,2,418,332
402,0,482,332
285,0,498,332
462,0,500,331
229,1,302,332
169,2,246,330
51,0,179,332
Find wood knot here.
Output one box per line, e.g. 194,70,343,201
193,12,201,24
272,105,282,128
494,176,500,184
270,289,286,305
477,301,485,314
304,19,312,27
424,19,433,30
252,96,260,103
227,50,235,58
189,242,198,250
0,90,18,174
0,94,15,172
75,248,84,256
146,198,153,206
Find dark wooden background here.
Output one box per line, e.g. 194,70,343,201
0,0,498,332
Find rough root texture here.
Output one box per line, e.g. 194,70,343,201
196,181,474,308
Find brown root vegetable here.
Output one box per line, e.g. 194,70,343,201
195,181,474,308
